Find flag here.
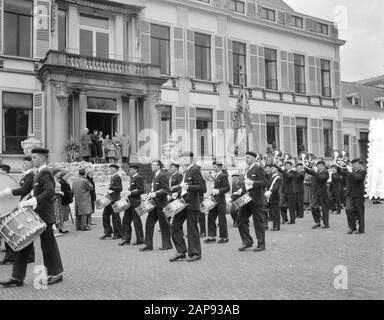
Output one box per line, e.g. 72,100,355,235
233,81,253,133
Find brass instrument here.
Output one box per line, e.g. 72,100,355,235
333,149,351,169
299,151,317,170
273,150,283,166
282,153,294,165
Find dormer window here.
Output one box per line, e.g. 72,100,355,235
260,7,275,21
374,97,384,109
346,93,363,106
229,0,245,14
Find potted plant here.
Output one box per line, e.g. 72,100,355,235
64,140,80,163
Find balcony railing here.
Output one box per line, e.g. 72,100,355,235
41,50,161,78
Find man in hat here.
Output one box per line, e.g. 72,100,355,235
238,151,268,252
169,152,207,262
0,158,36,265
265,164,282,231
294,162,305,218
0,148,64,287
339,159,367,234
204,161,230,244
329,164,342,214
305,160,330,229
119,164,145,246
278,160,297,224
100,164,122,240
140,160,172,251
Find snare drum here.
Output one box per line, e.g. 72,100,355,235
0,207,47,252
135,199,156,216
112,198,131,213
163,199,187,218
96,194,112,210
0,172,21,219
232,193,252,210
200,197,217,213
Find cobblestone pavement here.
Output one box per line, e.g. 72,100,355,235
0,201,383,300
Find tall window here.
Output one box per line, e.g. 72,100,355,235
58,9,66,51
150,24,170,75
294,54,306,94
261,7,275,21
232,41,247,86
323,120,333,157
343,135,350,153
321,59,331,97
296,117,308,155
292,15,303,28
79,13,109,58
2,92,33,154
123,20,129,61
4,0,33,57
318,23,329,35
229,0,245,13
359,132,369,163
196,108,213,157
195,33,211,80
265,48,278,90
266,115,280,150
160,106,172,147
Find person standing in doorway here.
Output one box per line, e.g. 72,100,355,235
80,128,91,162
121,131,131,164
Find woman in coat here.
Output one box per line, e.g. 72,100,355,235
120,131,131,164
112,132,122,163
59,171,73,226
72,169,93,231
90,130,99,163
104,134,116,163
52,168,68,236
98,131,105,163
85,169,97,226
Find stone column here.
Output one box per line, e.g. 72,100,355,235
79,90,87,134
143,93,161,160
129,95,137,154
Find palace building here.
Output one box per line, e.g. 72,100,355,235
0,0,382,170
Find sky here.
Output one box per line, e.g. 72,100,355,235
284,0,384,82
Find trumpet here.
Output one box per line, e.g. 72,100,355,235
299,151,317,170
333,149,351,169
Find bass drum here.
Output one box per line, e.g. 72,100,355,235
0,172,21,219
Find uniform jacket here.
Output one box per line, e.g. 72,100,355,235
128,174,144,205
179,165,207,211
212,171,230,204
33,168,56,224
305,168,329,196
231,175,244,202
340,168,366,197
294,170,305,193
168,171,183,197
243,163,268,207
151,170,170,208
109,173,122,202
12,170,34,199
266,173,282,205
278,167,296,194
330,171,343,193
72,176,93,216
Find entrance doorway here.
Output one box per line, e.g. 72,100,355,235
86,112,119,137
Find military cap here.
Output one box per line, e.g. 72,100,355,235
23,156,32,162
245,151,257,158
109,164,119,170
317,160,325,166
170,163,180,169
129,164,140,170
31,147,49,154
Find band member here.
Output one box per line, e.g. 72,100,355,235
294,162,305,218
140,160,172,251
169,152,207,262
340,159,367,234
230,172,243,227
305,160,330,229
238,151,268,252
0,158,35,265
264,164,282,231
196,165,207,237
204,161,230,244
329,164,342,214
278,161,296,224
119,164,144,246
100,164,122,240
167,163,183,225
0,147,64,287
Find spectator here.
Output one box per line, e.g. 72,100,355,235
72,169,93,231
86,170,97,226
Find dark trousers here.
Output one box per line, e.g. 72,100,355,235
197,211,206,235
295,192,304,217
144,206,171,249
330,190,342,213
269,203,280,230
237,202,265,248
3,243,35,263
76,214,88,230
280,193,288,222
82,156,90,162
102,204,122,237
122,156,130,164
230,208,239,225
286,193,296,223
311,194,329,226
346,196,365,232
171,208,201,257
121,204,144,243
12,224,63,281
207,203,228,239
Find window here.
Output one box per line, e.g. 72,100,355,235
343,135,350,153
265,48,278,90
359,132,369,163
123,20,129,61
4,0,33,57
352,96,362,106
323,119,333,157
79,13,109,58
294,54,306,94
318,23,329,35
2,92,33,154
266,115,280,150
261,7,275,21
87,97,117,111
232,41,247,86
160,106,172,150
321,59,331,97
195,33,211,81
229,0,245,13
58,9,66,51
296,117,308,155
150,24,170,75
291,15,303,28
196,108,213,157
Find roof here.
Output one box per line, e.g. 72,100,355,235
342,81,384,109
356,74,384,86
253,0,295,12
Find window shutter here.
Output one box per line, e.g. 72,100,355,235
256,4,263,17
174,27,185,76
172,105,187,152
0,0,3,54
316,58,322,96
280,51,288,91
336,120,343,150
258,46,265,89
308,56,317,95
215,109,225,157
318,119,324,157
288,52,295,92
286,13,292,26
214,36,224,82
34,0,51,59
291,117,297,157
333,61,341,98
352,136,358,159
247,3,256,17
33,92,45,144
249,44,258,87
189,106,196,154
252,113,260,152
227,38,233,84
139,20,150,63
186,30,195,78
282,116,292,154
310,118,319,155
259,114,267,152
305,18,314,31
277,11,286,24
